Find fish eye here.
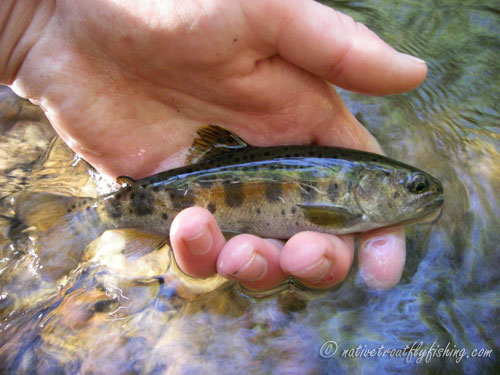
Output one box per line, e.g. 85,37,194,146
405,172,430,194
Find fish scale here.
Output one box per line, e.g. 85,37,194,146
93,126,443,238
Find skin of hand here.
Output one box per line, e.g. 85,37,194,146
1,0,426,290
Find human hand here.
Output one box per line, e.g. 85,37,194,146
1,0,426,290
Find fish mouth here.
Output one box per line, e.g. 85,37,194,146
408,196,444,225
424,175,444,219
420,198,444,223
424,196,444,210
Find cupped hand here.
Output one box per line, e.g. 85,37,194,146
3,0,426,290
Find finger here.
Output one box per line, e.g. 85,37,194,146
247,0,427,94
217,234,286,290
358,225,406,289
313,85,384,153
279,231,354,289
169,207,226,278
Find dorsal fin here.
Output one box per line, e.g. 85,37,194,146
186,125,248,164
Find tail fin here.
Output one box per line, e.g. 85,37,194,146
14,192,75,231
11,192,106,281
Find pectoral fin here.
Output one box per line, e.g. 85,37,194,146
298,203,362,227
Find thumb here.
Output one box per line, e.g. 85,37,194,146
247,0,427,95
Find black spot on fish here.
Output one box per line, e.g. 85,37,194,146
281,209,285,215
162,213,169,220
67,208,72,213
265,182,282,203
256,208,261,215
207,202,216,213
224,181,244,208
291,206,296,214
131,189,155,216
327,182,339,201
109,198,122,218
300,182,317,201
168,188,195,209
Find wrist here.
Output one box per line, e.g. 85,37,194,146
0,0,55,85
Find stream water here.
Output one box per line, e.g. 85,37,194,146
0,1,499,374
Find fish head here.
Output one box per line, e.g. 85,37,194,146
354,164,444,226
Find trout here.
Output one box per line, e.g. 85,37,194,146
13,126,444,278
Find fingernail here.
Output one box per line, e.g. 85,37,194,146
232,244,268,282
183,224,213,255
359,234,406,290
361,235,402,265
293,257,332,282
400,52,426,64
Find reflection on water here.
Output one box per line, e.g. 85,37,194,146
0,0,499,373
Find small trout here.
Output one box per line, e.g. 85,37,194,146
14,126,443,278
